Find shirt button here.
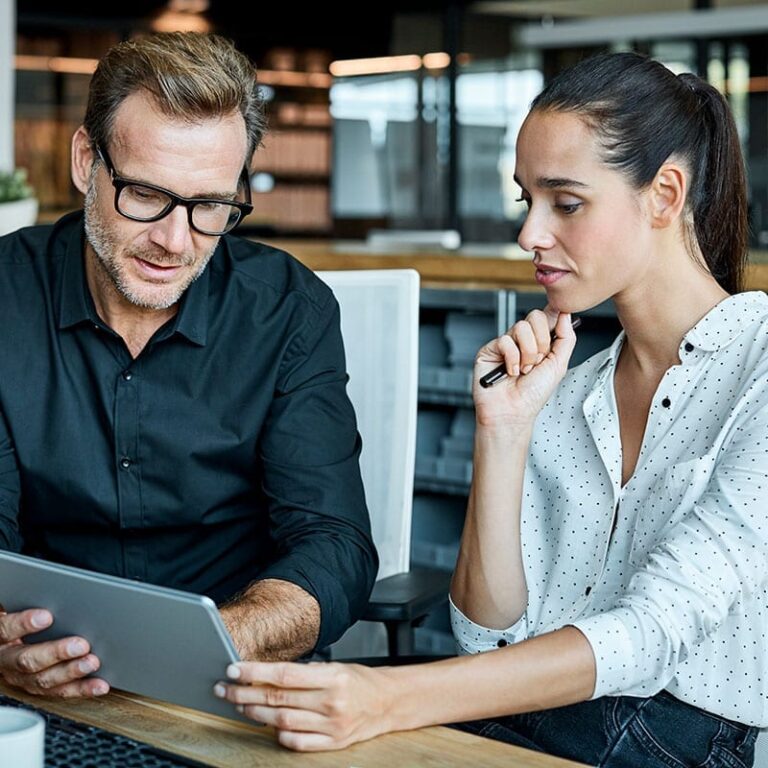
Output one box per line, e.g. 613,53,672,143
684,342,694,352
662,397,671,408
496,639,508,648
120,457,132,469
122,370,134,381
585,586,592,596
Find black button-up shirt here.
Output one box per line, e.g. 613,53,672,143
0,213,377,650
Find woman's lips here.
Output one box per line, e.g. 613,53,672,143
535,267,569,286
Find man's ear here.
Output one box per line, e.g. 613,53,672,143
71,126,95,195
648,161,687,229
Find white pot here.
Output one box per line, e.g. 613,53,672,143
0,198,39,237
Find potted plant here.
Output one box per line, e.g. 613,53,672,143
0,168,39,237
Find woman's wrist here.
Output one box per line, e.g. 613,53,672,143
474,419,534,447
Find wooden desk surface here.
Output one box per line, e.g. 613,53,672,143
261,238,768,293
0,682,588,768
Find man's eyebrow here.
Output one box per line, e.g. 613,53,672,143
513,174,589,190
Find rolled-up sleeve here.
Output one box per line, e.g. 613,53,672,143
449,594,528,654
0,406,22,552
256,294,378,650
572,404,768,699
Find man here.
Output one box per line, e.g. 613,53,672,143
0,32,377,698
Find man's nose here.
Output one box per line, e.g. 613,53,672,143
148,205,193,255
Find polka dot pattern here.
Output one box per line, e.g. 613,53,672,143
450,292,768,727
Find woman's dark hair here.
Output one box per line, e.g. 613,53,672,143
531,52,747,294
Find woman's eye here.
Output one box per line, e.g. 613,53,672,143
556,202,582,214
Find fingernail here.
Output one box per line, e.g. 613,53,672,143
512,365,520,377
536,353,544,364
522,364,533,374
67,640,86,657
226,664,241,680
30,612,49,629
93,683,109,696
237,705,245,714
213,683,226,698
78,659,94,674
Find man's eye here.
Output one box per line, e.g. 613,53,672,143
515,196,532,209
127,186,162,203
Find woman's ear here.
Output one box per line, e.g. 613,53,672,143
71,126,95,195
648,161,687,229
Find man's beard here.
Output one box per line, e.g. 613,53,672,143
83,181,216,311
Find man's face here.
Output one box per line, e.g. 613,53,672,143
83,91,249,312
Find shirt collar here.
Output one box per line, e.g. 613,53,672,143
592,291,768,373
57,212,211,347
595,330,625,377
683,291,768,352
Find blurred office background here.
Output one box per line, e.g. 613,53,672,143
4,0,768,249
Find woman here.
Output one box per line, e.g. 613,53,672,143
214,52,767,766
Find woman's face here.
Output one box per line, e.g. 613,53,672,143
515,109,654,313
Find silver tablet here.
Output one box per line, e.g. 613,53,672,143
0,551,248,723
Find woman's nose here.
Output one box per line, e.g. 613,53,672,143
517,206,556,253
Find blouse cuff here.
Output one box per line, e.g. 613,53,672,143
569,611,637,698
449,594,528,655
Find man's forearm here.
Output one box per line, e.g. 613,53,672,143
219,579,320,661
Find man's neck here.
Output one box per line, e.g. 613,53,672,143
85,249,177,359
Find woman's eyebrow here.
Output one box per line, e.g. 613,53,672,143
512,175,589,190
535,176,589,189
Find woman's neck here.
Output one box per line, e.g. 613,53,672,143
613,254,730,377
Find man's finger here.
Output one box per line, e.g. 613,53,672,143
1,636,90,675
0,610,52,645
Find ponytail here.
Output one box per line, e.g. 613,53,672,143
532,53,748,294
676,73,747,294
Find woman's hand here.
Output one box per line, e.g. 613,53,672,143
473,306,577,427
215,660,397,751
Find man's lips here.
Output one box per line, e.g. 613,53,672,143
134,256,184,273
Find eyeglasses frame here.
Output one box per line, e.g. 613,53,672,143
93,143,253,236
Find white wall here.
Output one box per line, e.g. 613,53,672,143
0,0,15,171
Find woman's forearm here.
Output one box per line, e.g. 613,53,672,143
384,626,597,732
450,423,533,628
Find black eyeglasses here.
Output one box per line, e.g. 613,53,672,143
94,144,253,236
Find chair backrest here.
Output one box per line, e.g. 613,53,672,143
317,269,419,579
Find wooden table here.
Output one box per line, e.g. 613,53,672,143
0,682,588,768
262,238,768,293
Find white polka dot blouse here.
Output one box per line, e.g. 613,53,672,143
450,291,768,727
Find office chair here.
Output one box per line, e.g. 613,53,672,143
317,269,452,659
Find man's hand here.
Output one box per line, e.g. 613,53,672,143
0,608,109,698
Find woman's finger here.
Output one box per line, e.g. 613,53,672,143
225,660,340,689
276,729,347,752
550,313,577,359
510,320,539,373
235,702,330,733
526,310,552,357
216,681,327,713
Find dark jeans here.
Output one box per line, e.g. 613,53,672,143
453,690,758,768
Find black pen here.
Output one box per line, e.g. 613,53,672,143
478,317,582,388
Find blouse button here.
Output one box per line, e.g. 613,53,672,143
497,639,508,648
662,397,671,408
684,342,694,352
